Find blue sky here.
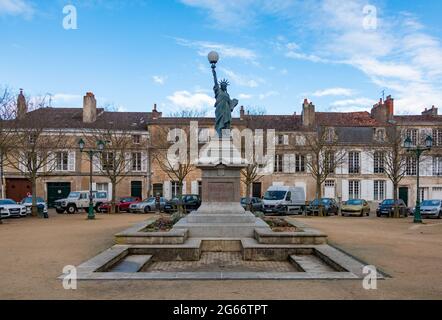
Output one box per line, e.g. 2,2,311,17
1,0,442,116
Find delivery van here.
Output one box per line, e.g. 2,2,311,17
262,185,306,215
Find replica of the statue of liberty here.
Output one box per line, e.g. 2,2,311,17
208,51,238,137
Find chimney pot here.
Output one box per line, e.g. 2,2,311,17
17,89,27,120
83,92,97,123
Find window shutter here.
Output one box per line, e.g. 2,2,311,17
68,151,76,172
182,181,187,194
191,181,198,194
37,154,44,173
125,152,131,172
141,152,148,172
283,154,290,173
420,156,432,177
361,180,374,201
92,154,101,172
91,182,97,191
164,181,172,200
340,154,348,174
361,151,373,174
47,152,56,172
108,183,112,200
283,135,289,145
386,180,393,199
289,154,296,173
341,179,349,201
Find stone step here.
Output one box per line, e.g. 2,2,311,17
174,222,269,238
186,213,257,223
108,254,152,273
289,254,335,273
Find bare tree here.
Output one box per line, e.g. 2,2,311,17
372,126,408,218
241,163,264,211
6,106,67,216
167,109,209,118
149,124,195,215
83,128,146,213
302,127,346,216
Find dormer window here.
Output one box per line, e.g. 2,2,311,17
133,135,141,144
374,128,386,142
324,127,335,142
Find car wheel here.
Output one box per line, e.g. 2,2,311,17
438,211,442,219
56,209,65,214
94,204,101,213
66,205,76,214
359,210,364,217
144,206,151,214
376,212,381,217
366,210,370,217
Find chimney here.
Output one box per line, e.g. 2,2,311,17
240,105,245,119
151,103,162,119
422,105,438,116
371,95,394,122
302,98,315,127
17,89,27,120
83,92,97,123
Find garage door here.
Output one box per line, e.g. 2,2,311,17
47,182,71,208
432,187,442,199
6,178,32,202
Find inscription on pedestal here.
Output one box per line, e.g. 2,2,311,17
208,182,234,202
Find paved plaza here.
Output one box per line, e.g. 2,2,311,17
0,211,441,299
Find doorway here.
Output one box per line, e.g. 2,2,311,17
252,182,262,198
399,187,409,206
47,182,71,208
6,178,32,203
131,181,142,199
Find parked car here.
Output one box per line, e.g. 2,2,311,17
20,196,48,216
262,186,306,215
54,191,108,214
376,199,409,217
417,200,442,219
98,197,141,213
306,198,339,216
164,194,202,213
341,199,370,217
241,197,263,211
129,197,167,213
0,199,27,218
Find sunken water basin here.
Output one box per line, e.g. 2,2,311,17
66,218,384,280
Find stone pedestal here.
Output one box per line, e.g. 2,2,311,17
174,138,270,238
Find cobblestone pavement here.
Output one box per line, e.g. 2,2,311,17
147,252,297,272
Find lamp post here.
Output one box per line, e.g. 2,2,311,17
404,135,433,223
78,138,105,220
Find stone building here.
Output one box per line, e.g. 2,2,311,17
2,91,441,208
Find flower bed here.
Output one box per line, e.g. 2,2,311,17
144,217,175,232
263,217,298,232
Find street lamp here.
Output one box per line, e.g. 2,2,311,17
404,135,433,223
78,138,105,220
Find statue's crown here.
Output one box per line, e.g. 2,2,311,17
219,79,230,86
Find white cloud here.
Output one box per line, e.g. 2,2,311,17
51,93,82,108
259,91,279,100
313,87,354,97
175,38,257,62
239,93,253,99
152,75,167,85
167,90,215,110
330,98,374,108
0,0,34,18
220,68,263,88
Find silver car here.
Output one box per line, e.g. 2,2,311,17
417,200,442,219
129,197,166,213
20,197,48,215
0,199,28,218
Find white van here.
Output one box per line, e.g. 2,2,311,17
262,185,306,215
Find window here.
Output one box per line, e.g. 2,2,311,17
28,134,37,144
171,181,180,198
374,180,386,201
274,154,283,173
55,151,68,171
277,134,288,145
406,156,417,176
131,152,142,171
102,152,114,171
325,180,335,187
374,128,386,142
133,135,141,144
348,180,360,199
325,128,335,142
348,151,360,174
96,183,109,193
324,151,335,174
295,155,305,172
433,129,442,146
405,129,418,146
374,151,385,174
433,156,442,176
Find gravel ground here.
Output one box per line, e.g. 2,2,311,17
0,211,441,300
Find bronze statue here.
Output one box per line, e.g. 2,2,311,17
208,51,238,137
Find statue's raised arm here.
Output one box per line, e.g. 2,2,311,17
212,65,219,92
